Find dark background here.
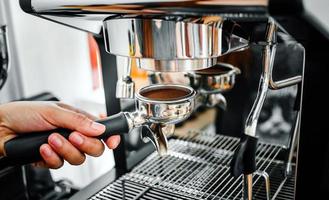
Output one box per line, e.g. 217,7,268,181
270,0,329,199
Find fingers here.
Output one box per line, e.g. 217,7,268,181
105,135,121,149
38,133,120,169
69,131,105,157
45,105,105,137
32,160,48,168
40,144,63,169
55,102,97,120
48,133,86,165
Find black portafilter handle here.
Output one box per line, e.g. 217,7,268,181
3,112,129,166
230,135,258,177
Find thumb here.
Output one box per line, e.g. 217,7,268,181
45,106,105,137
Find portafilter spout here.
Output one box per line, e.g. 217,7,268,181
2,84,196,166
141,124,175,157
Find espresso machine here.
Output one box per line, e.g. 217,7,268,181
2,0,309,199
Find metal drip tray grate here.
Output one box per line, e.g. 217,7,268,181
90,133,295,200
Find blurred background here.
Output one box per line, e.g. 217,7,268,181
0,0,114,188
0,0,328,191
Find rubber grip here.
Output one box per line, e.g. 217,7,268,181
4,112,129,165
230,135,258,177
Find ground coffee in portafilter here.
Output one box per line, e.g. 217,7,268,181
140,87,190,101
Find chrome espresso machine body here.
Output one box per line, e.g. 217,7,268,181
15,1,306,199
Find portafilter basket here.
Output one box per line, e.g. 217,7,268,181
136,84,195,124
3,84,196,165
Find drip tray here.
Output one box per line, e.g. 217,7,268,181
89,133,295,200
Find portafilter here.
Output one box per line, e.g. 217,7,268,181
3,84,196,165
149,62,241,109
188,62,241,94
188,62,241,109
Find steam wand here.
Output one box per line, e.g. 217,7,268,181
230,18,277,200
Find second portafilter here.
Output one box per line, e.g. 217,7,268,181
3,84,196,165
188,62,241,109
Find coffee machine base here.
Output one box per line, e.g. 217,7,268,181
71,132,295,200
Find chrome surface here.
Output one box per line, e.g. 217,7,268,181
120,84,197,156
268,43,303,90
254,171,271,200
147,63,238,110
116,79,135,99
134,84,195,156
141,124,171,156
268,20,303,90
136,84,196,124
269,76,302,90
116,57,135,99
23,0,267,34
205,93,227,109
20,1,257,72
26,0,268,14
194,92,227,110
103,16,249,71
135,56,217,72
244,19,276,138
20,2,268,36
187,62,241,94
104,16,222,59
286,111,301,176
242,19,277,200
89,132,295,200
244,174,253,200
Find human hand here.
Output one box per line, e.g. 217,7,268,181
0,101,121,168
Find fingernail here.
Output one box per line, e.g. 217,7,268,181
70,133,84,145
113,138,120,147
50,136,62,148
42,146,53,157
108,136,120,149
91,122,105,132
